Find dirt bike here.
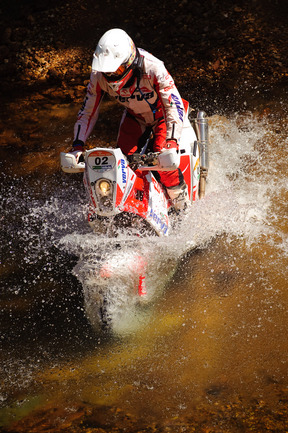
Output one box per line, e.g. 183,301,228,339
60,103,210,330
60,106,210,236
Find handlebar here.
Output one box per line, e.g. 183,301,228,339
128,152,160,168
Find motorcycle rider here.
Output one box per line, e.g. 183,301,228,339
71,28,189,210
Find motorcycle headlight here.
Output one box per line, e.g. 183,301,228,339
95,179,113,212
98,180,111,196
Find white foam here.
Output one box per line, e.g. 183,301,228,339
18,112,288,333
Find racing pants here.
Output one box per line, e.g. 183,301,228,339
117,111,183,189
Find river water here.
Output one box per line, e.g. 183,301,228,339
0,90,288,431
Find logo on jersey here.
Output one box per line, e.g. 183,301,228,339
115,90,155,103
169,94,184,122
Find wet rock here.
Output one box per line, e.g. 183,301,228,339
0,61,17,77
27,14,35,24
0,45,10,61
0,27,12,44
47,67,62,81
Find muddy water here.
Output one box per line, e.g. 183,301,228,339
0,92,288,431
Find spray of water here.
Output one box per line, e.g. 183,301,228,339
5,112,285,335
61,112,287,332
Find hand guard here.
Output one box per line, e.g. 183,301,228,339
157,139,179,170
60,150,85,173
70,150,83,164
157,147,180,170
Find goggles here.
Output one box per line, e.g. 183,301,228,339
105,64,127,79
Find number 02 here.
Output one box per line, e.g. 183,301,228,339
95,156,108,165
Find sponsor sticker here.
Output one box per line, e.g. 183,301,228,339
148,208,168,234
118,158,127,184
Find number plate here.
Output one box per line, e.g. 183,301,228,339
87,150,115,172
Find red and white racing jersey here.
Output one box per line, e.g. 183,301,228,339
73,48,185,144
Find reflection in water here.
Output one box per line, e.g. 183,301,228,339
1,101,288,430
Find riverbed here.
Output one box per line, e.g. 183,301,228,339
0,88,288,431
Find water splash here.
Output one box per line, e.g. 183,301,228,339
3,112,286,335
1,108,288,423
55,112,287,333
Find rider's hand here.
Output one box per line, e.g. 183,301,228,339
164,139,178,150
70,139,84,152
68,140,84,164
71,145,84,152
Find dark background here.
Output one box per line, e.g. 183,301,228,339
0,0,287,110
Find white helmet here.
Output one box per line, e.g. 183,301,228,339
92,28,137,92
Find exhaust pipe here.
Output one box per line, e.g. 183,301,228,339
194,111,209,199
